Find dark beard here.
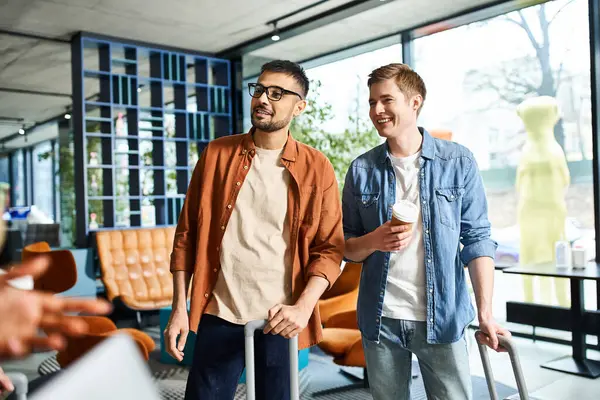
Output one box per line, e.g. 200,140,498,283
251,113,291,133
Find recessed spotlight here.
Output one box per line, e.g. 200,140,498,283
18,128,25,135
271,34,280,41
64,113,71,120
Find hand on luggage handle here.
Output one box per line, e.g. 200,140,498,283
476,330,529,400
245,320,299,400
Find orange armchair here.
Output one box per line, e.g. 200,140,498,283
22,242,77,293
318,262,361,326
95,228,175,313
319,310,364,367
56,316,155,368
315,309,368,396
22,242,155,367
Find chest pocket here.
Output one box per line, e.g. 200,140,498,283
435,187,465,230
355,192,380,231
356,192,380,208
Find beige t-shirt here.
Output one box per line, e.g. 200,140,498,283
205,146,293,324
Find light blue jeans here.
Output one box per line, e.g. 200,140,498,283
362,318,472,400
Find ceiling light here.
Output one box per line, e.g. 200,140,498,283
64,113,71,120
18,128,25,135
271,22,280,41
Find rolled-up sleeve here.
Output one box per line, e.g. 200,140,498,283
170,146,208,273
304,160,344,289
459,155,498,265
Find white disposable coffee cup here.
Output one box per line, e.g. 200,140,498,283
391,201,419,230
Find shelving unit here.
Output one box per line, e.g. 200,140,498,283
72,35,232,246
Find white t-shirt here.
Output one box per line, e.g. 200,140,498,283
382,151,427,321
205,146,293,324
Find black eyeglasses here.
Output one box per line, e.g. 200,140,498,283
248,83,303,101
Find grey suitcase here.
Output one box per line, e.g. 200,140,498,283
476,331,532,400
244,320,299,400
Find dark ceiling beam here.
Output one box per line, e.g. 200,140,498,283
0,117,25,123
0,87,72,98
265,0,331,26
217,0,393,59
0,112,63,146
0,28,70,44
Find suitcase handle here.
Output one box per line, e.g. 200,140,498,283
244,319,299,400
476,331,529,400
5,372,28,400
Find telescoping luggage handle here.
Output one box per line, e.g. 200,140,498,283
5,372,28,400
476,331,529,400
244,319,299,400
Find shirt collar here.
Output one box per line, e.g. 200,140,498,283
241,127,299,162
377,127,435,163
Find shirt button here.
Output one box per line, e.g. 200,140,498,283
213,268,217,272
430,289,433,293
430,318,433,323
244,165,248,170
236,181,241,186
425,229,429,234
227,204,232,209
242,149,247,154
428,259,432,263
363,200,367,204
450,195,455,199
221,225,225,230
204,293,209,298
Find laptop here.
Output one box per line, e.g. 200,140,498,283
31,334,161,400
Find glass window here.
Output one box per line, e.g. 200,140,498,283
305,44,402,134
11,150,25,206
33,141,55,220
0,157,9,183
413,0,595,314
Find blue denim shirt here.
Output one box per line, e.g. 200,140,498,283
342,128,497,344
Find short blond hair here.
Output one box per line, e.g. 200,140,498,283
367,63,427,115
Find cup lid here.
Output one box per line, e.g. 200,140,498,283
392,201,419,223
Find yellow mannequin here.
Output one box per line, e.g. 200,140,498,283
516,96,569,307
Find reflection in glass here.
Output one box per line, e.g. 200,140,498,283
88,200,104,229
166,169,177,196
189,142,199,166
142,197,156,227
141,169,154,196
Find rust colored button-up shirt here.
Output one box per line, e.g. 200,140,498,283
170,130,344,349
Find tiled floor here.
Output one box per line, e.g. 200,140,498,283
2,327,599,399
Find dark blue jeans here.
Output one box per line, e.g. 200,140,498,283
184,314,291,400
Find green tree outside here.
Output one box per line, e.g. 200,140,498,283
290,80,381,194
